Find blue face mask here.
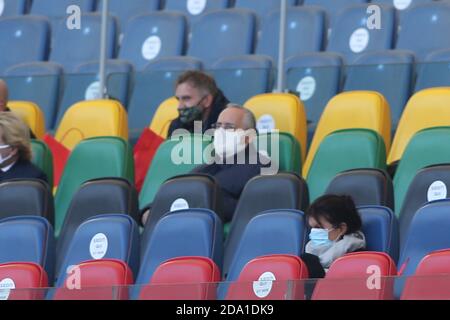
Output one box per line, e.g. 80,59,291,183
309,227,334,247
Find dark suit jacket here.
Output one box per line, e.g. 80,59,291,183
0,159,48,183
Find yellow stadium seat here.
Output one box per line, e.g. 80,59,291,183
149,97,179,139
388,87,450,165
244,93,307,163
55,99,128,150
8,101,46,139
303,91,391,177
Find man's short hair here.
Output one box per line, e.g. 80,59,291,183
226,103,257,130
175,70,219,97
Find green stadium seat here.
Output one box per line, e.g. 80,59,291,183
31,139,54,189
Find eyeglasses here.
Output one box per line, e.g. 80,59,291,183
211,122,236,130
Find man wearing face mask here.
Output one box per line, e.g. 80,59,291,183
167,71,229,137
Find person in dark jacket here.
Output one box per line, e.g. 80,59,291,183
0,112,47,183
167,70,229,137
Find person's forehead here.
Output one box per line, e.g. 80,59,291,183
218,108,243,124
308,215,332,228
175,82,201,96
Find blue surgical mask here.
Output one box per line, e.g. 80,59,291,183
309,227,334,247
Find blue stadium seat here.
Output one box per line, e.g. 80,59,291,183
30,0,96,17
234,0,298,20
187,9,256,68
0,16,50,75
256,7,326,62
164,0,231,24
4,62,63,130
286,52,343,125
0,216,55,284
344,50,415,127
395,2,450,61
415,49,450,92
359,206,399,262
326,4,396,64
49,13,117,72
118,12,187,71
373,0,441,20
128,56,202,140
54,214,140,287
210,55,273,105
0,0,28,17
303,0,368,27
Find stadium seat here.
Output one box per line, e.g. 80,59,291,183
0,216,55,284
139,257,221,300
344,50,415,127
414,49,450,92
0,262,48,300
325,169,394,210
53,259,133,300
0,179,54,226
164,0,231,24
54,99,128,150
30,0,96,17
303,0,369,28
312,252,397,300
128,57,202,139
8,101,45,139
0,16,50,74
256,6,325,62
327,4,396,64
119,12,187,71
303,91,391,177
223,174,309,278
31,139,54,186
286,52,343,125
220,210,306,298
395,2,450,61
54,214,139,288
0,0,28,17
235,0,298,19
244,93,307,163
135,209,223,298
56,178,139,273
54,137,134,236
49,13,117,72
307,129,387,201
359,206,399,262
187,9,256,68
5,62,63,130
211,55,273,105
148,97,179,139
226,254,309,300
388,88,450,165
373,0,432,12
393,127,450,213
402,249,450,300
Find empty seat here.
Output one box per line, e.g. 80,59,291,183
148,97,179,138
54,259,133,300
0,16,50,74
374,0,432,12
119,12,187,71
395,2,450,61
8,101,45,139
0,0,28,17
303,91,391,177
5,62,63,130
30,0,96,18
325,169,394,209
307,129,387,201
31,140,54,187
0,216,55,284
187,9,256,67
415,49,450,92
303,0,369,27
244,93,307,162
54,99,128,150
139,257,221,300
54,137,134,236
235,0,298,19
226,254,309,300
286,52,343,125
344,50,415,127
49,13,117,72
164,0,231,23
0,262,48,300
312,252,397,300
223,173,309,278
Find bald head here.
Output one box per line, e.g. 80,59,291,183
217,104,256,130
0,80,8,112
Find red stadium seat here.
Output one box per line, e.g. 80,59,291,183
139,257,221,300
312,252,397,300
402,249,450,300
0,262,48,300
226,255,309,300
53,259,133,300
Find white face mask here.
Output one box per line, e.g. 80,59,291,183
0,145,13,165
213,128,248,159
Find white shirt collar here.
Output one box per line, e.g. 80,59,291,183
1,161,17,173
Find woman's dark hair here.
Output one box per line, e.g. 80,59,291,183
306,194,362,234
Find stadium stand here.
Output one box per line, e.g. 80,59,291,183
31,139,54,186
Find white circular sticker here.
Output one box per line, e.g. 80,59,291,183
0,0,5,16
393,0,412,10
141,35,162,61
170,198,189,212
427,181,447,202
0,278,15,301
296,76,316,101
257,115,276,133
89,233,108,260
253,272,276,298
349,28,370,53
187,0,207,15
84,81,102,100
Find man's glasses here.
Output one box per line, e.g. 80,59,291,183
211,122,236,130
